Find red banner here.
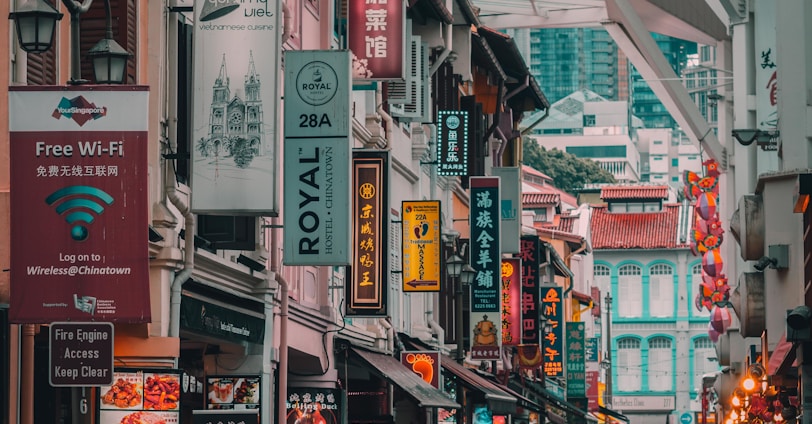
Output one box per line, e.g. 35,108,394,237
348,0,404,80
501,258,522,346
9,87,150,323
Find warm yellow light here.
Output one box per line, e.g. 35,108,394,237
731,396,741,407
725,419,733,424
742,377,756,391
775,412,784,422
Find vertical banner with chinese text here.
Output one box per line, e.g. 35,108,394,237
347,151,389,316
437,110,468,176
517,235,542,369
541,286,564,378
492,167,521,254
501,258,521,346
469,176,501,360
348,0,405,80
9,87,150,323
566,322,586,399
283,50,352,265
191,0,281,213
402,201,441,292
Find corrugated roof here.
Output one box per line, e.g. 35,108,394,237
523,192,559,205
600,185,669,200
591,204,692,249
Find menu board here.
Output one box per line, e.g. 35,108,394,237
99,369,181,424
206,376,261,410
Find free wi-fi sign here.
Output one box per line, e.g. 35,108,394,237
46,185,114,241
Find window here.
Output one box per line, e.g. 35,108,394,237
649,264,674,317
653,140,663,145
617,338,642,391
693,337,718,391
533,208,548,222
594,264,611,292
692,264,710,317
672,158,679,167
648,337,673,391
618,264,642,317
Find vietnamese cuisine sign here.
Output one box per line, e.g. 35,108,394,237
8,87,150,324
191,0,281,214
283,50,352,265
402,200,441,292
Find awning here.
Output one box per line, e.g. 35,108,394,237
599,405,630,423
769,332,798,377
440,354,517,414
519,378,591,421
485,374,543,413
350,347,460,410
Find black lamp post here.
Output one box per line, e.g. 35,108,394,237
447,253,476,362
9,0,130,84
8,0,63,53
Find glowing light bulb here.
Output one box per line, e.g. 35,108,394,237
742,377,756,391
732,396,741,407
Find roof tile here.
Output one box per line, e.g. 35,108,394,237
591,204,689,249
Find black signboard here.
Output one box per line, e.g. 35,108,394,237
194,409,259,424
437,110,469,176
49,321,114,387
180,294,264,345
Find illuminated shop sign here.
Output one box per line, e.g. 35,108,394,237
519,235,541,344
400,351,440,388
501,258,521,346
437,110,468,176
541,286,564,378
402,201,441,292
566,321,586,398
469,176,501,360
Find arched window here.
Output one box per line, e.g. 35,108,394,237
618,264,642,317
693,337,718,391
617,338,642,391
649,264,674,317
692,264,710,317
648,337,673,391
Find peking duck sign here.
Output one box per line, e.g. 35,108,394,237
8,87,150,324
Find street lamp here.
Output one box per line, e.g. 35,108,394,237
9,0,130,84
447,253,475,362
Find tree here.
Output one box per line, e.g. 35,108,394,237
522,137,616,193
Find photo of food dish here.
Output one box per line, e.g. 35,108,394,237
208,378,234,404
118,411,167,424
233,378,259,404
143,373,181,411
101,377,143,410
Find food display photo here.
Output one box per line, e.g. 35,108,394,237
206,376,261,410
233,378,260,406
99,369,182,424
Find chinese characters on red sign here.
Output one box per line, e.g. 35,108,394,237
348,0,404,80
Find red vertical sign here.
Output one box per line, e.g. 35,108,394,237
501,258,522,346
9,87,150,323
348,0,404,80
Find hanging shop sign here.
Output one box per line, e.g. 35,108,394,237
283,50,352,265
501,258,522,346
402,200,441,292
469,177,501,360
566,321,586,399
49,322,114,387
98,368,181,424
492,167,521,254
437,110,468,176
205,376,261,410
541,286,564,378
400,351,440,388
193,410,258,424
286,387,343,424
519,235,541,345
347,151,389,316
180,294,264,345
8,87,150,324
348,0,405,80
190,0,281,214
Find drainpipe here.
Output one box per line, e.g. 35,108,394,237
281,1,293,45
503,75,529,102
493,76,528,166
167,151,195,339
483,79,505,142
429,21,452,76
376,87,393,148
521,107,550,136
562,239,588,297
270,216,289,424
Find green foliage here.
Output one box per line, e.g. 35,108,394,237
522,137,616,193
230,136,256,169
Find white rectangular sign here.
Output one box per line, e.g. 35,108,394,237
283,51,352,265
190,0,281,214
612,395,675,411
492,166,521,254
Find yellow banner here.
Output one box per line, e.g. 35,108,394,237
402,201,441,292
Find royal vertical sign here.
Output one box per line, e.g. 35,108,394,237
436,110,468,176
348,0,405,80
9,87,150,323
469,177,501,360
541,286,564,378
402,201,441,292
501,258,522,346
191,0,281,214
283,50,352,266
347,151,389,316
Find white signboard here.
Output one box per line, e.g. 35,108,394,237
283,51,352,265
492,167,521,254
190,0,281,214
612,395,675,411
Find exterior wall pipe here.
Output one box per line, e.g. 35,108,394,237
376,87,392,148
483,79,505,142
282,1,293,45
521,107,550,136
429,21,452,76
270,216,289,424
167,176,194,338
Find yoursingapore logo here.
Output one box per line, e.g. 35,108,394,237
52,96,107,127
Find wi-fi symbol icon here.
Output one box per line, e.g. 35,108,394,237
45,185,114,241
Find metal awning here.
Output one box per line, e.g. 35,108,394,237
440,354,518,414
599,405,631,423
350,347,460,410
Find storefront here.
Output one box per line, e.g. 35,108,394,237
439,353,518,423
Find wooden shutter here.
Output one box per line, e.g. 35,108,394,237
80,0,137,84
26,47,58,85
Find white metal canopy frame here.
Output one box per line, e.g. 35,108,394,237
472,0,732,163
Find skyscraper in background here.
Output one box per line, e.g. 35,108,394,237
506,28,695,131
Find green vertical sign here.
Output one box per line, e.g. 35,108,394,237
566,322,586,398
